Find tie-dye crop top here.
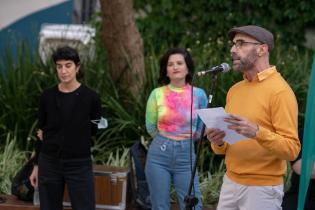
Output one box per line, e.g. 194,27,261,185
145,84,208,140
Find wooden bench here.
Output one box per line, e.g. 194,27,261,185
0,195,41,210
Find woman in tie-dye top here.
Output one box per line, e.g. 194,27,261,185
145,48,207,210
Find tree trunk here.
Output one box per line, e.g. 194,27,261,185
100,0,145,96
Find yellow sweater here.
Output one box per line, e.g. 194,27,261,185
211,66,300,186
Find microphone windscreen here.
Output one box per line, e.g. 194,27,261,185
221,63,231,73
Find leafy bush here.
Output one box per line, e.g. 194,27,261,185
199,160,225,208
134,0,315,51
0,131,30,194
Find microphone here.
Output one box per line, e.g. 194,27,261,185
196,63,230,76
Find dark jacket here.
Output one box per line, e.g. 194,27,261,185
34,84,101,163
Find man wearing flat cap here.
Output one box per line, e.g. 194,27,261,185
206,25,301,210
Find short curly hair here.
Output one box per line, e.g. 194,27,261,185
52,46,84,79
158,48,194,85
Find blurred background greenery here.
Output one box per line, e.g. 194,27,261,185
0,0,314,207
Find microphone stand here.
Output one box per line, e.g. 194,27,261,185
184,73,219,210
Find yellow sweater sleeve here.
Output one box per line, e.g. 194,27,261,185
211,142,228,154
255,89,300,161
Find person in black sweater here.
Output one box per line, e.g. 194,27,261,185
282,131,315,210
29,46,101,210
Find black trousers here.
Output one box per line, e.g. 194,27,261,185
282,192,315,210
38,153,95,210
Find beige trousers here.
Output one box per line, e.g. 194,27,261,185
217,175,283,210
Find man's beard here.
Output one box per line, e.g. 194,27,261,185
232,49,258,71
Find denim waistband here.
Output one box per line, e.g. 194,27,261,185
154,134,194,146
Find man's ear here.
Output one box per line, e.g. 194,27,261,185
258,44,268,56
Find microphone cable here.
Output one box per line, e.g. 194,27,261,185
189,74,197,208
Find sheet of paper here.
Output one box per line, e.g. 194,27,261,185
196,107,247,144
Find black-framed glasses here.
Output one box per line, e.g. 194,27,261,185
231,40,262,49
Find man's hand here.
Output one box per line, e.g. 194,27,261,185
224,114,258,138
205,128,225,146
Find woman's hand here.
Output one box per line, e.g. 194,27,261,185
29,165,38,187
37,129,43,141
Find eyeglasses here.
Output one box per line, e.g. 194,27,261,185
231,40,262,49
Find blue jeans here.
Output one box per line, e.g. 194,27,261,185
38,153,95,210
145,134,202,210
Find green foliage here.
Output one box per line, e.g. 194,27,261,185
0,42,57,150
199,160,225,208
101,147,129,167
0,131,30,194
135,0,315,51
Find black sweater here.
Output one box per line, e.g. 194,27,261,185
34,85,101,163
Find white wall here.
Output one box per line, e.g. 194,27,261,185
0,0,69,30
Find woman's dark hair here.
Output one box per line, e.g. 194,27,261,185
52,46,84,79
158,48,194,85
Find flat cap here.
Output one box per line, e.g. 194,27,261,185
228,25,274,51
